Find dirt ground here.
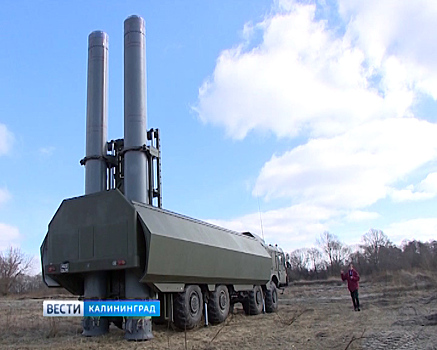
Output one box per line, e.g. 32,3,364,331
1,273,436,349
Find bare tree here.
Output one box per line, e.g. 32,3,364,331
289,248,309,271
402,240,437,270
288,248,310,280
307,248,323,277
361,229,391,270
0,246,33,295
317,231,350,275
378,245,403,271
12,273,46,294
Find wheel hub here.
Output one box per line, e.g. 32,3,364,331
219,291,227,310
190,293,200,314
256,290,262,305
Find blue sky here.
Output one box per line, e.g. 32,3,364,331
1,0,437,272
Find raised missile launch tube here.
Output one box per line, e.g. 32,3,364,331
124,15,148,204
85,31,108,195
83,30,109,337
123,15,153,340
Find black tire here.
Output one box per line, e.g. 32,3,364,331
243,285,263,315
173,285,203,330
208,285,230,324
265,283,278,313
242,299,250,314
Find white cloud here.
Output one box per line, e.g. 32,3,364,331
194,1,422,140
390,172,437,202
389,188,433,202
0,124,14,156
339,0,437,98
195,0,437,249
207,203,336,251
254,118,437,208
384,218,437,246
0,223,20,251
418,172,437,194
346,211,380,222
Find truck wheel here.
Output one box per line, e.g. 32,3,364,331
173,285,203,330
208,285,230,324
265,283,278,313
243,285,263,315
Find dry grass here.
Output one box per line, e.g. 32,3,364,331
1,271,437,349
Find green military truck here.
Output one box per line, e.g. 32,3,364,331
41,189,287,330
40,15,289,340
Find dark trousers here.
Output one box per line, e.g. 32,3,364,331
350,289,360,309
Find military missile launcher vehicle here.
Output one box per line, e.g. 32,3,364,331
40,15,287,341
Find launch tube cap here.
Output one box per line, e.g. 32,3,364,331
88,31,108,49
124,15,145,35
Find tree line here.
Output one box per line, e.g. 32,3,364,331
286,229,437,281
1,228,436,295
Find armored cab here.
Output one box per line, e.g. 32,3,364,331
266,244,289,287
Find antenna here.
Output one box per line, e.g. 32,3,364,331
257,194,265,242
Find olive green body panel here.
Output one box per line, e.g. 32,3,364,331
135,202,271,285
42,189,271,293
43,190,140,277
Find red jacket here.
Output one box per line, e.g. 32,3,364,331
341,268,360,292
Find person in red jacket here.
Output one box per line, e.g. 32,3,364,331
341,262,360,311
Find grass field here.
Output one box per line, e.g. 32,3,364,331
1,271,436,349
